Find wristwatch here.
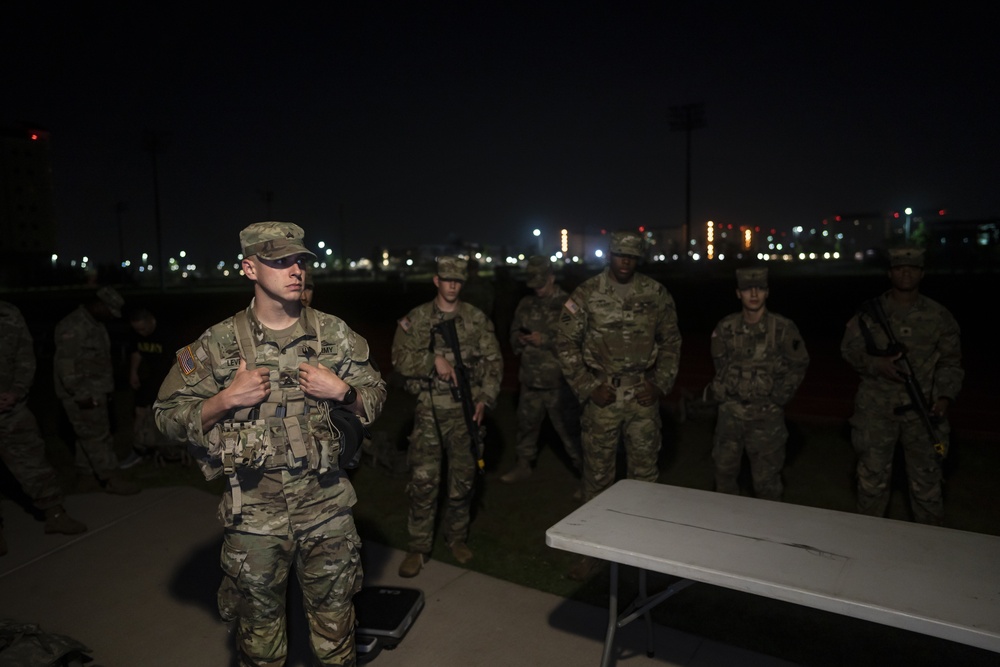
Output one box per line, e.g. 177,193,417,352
341,385,357,405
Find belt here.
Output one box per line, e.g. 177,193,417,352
595,371,647,388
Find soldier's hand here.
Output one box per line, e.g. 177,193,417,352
474,401,486,425
931,396,952,418
434,355,457,385
591,384,616,407
0,391,17,412
874,353,906,382
636,380,662,407
297,362,348,401
520,331,543,347
225,358,271,408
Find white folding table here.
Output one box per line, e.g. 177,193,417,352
546,479,1000,666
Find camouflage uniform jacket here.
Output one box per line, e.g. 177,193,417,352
392,301,502,410
0,301,36,405
710,310,809,415
154,303,386,478
557,268,681,401
510,285,569,389
841,291,963,419
53,305,114,402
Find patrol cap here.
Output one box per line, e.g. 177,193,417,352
525,255,553,289
239,221,317,260
736,267,768,290
888,246,925,268
608,231,644,257
436,256,468,281
96,286,124,318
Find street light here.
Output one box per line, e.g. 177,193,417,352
533,228,542,253
905,207,913,240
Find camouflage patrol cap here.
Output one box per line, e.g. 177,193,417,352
888,246,925,268
608,231,644,257
735,267,768,290
525,255,553,289
96,286,124,318
239,221,317,260
437,256,468,281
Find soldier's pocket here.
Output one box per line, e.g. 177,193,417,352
217,543,250,622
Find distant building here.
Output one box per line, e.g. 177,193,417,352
0,123,57,285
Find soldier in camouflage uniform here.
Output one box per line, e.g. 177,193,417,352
709,267,809,501
841,247,962,525
53,286,139,495
391,256,502,578
0,301,87,556
501,256,582,484
556,231,681,516
154,222,386,667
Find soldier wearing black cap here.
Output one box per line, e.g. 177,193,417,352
709,267,809,501
155,221,386,666
841,247,963,525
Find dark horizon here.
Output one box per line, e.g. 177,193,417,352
4,4,998,264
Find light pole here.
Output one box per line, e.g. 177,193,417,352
904,207,913,241
669,103,705,259
533,228,542,254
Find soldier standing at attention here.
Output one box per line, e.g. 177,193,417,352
556,231,681,578
53,286,139,495
154,222,386,666
501,255,582,485
1,301,87,555
391,257,502,578
841,247,962,525
709,267,809,500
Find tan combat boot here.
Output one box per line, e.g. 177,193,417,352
398,552,428,578
44,506,88,535
500,459,532,483
448,541,473,564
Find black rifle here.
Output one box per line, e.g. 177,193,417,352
431,318,486,474
858,298,946,458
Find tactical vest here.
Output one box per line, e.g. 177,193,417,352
219,308,348,515
721,315,778,401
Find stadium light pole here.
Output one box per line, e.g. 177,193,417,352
669,103,705,260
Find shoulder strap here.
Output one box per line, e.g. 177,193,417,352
305,307,321,366
233,310,256,370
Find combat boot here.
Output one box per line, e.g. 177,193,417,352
448,541,473,564
103,472,141,496
500,459,532,483
44,506,88,535
398,551,428,578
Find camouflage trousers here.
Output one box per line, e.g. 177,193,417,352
406,403,481,553
0,403,63,514
850,411,948,525
514,383,582,470
580,394,661,503
60,396,119,478
712,401,787,501
133,405,182,457
218,514,362,666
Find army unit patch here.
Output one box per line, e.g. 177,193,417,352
398,316,411,332
177,346,197,375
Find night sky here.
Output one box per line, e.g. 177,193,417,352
4,3,997,265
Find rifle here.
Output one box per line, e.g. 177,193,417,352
431,318,486,474
857,298,946,458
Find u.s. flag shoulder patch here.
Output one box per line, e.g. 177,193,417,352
177,346,197,375
563,298,579,315
398,316,412,333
